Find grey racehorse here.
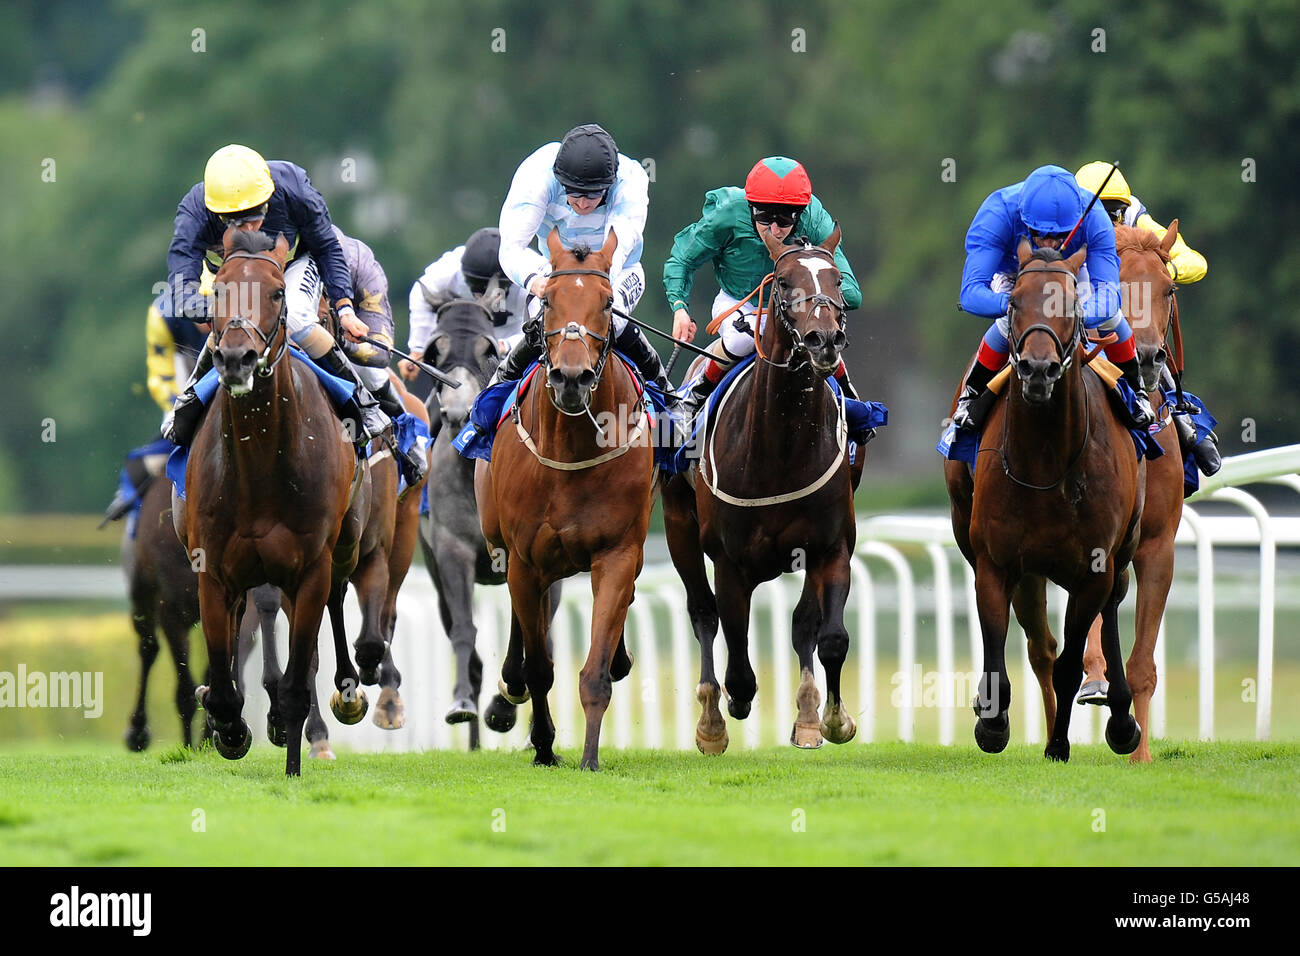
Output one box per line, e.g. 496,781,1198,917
417,299,561,749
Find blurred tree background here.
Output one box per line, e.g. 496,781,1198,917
1,0,1296,513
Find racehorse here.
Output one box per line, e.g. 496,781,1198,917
418,299,561,749
475,230,652,770
662,227,859,754
1072,223,1185,762
176,228,371,776
945,239,1145,761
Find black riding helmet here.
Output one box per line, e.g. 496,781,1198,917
553,124,619,195
462,227,505,294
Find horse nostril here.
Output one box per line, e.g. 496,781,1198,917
832,330,847,351
548,369,566,390
241,348,257,367
1016,359,1035,379
577,369,596,390
805,331,825,350
1044,361,1062,382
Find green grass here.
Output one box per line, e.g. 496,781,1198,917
0,742,1295,865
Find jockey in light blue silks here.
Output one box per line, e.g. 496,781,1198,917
951,164,1157,433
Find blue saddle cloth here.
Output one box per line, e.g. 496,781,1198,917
167,349,358,501
671,355,889,475
938,372,1166,466
1166,387,1217,498
453,355,682,473
115,437,175,539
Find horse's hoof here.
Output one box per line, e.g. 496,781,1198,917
497,677,530,706
124,725,151,752
1105,715,1142,755
330,688,369,725
791,721,824,749
579,756,600,772
358,666,380,687
723,687,751,720
695,726,729,755
611,651,635,683
373,687,405,730
308,739,336,760
444,697,477,725
973,715,1010,754
1044,740,1071,762
1076,680,1109,706
820,709,858,745
483,694,517,733
214,721,252,760
532,750,561,767
266,714,287,748
195,685,209,708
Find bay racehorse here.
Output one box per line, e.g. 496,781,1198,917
475,230,651,770
945,239,1145,761
663,227,859,753
1072,222,1185,762
418,299,561,748
176,228,370,776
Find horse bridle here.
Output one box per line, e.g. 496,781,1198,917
1007,264,1084,373
214,250,289,378
763,244,847,368
537,267,616,415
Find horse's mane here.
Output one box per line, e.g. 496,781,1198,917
1027,246,1064,263
1114,224,1170,262
566,243,592,262
227,229,277,255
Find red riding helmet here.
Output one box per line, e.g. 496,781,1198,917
744,157,813,206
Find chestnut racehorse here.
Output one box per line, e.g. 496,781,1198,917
945,239,1145,761
663,227,859,754
1070,223,1184,762
475,230,652,770
176,228,370,776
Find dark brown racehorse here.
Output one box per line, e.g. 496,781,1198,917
1071,223,1184,762
663,228,859,753
475,230,652,770
945,239,1145,761
176,228,370,776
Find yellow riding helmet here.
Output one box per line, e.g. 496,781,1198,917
1075,161,1132,203
203,144,275,214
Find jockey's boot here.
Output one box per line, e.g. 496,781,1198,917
1162,367,1222,476
314,344,391,446
951,360,998,433
613,322,672,396
1114,358,1157,429
100,454,153,528
681,359,727,425
489,333,543,387
372,377,430,486
160,342,215,446
832,360,878,446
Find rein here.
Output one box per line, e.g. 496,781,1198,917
215,250,289,379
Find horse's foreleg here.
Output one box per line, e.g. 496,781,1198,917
790,575,824,749
306,645,334,760
1078,618,1109,706
973,557,1013,755
1011,574,1058,738
159,608,197,749
326,585,368,726
815,549,856,746
579,548,639,771
350,548,390,686
714,559,757,721
1046,576,1112,762
508,561,556,765
1101,568,1142,756
125,593,159,752
281,561,332,776
253,585,286,747
1128,535,1174,763
196,574,251,760
436,537,480,723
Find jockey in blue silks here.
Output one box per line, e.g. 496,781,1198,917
951,164,1157,432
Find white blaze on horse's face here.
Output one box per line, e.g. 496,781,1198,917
797,257,838,300
439,367,480,427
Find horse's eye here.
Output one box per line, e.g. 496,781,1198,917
606,298,613,311
778,277,789,288
271,289,284,301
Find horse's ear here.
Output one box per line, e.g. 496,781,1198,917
760,226,785,261
1160,219,1179,257
271,233,290,267
427,333,450,366
1016,236,1034,268
1066,245,1087,274
820,223,842,255
222,225,240,255
546,228,564,263
599,228,619,265
475,334,499,365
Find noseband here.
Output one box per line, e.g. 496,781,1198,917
539,267,615,415
1007,264,1083,374
214,250,289,378
762,244,847,368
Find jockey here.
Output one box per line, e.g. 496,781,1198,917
492,124,670,397
160,144,396,462
952,164,1157,432
403,226,527,379
1076,161,1220,474
664,156,863,421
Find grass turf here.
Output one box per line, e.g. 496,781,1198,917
0,741,1295,866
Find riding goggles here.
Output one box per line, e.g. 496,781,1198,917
1028,228,1069,248
751,205,803,228
566,188,607,201
218,202,269,226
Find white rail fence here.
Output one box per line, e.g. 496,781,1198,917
2,447,1296,752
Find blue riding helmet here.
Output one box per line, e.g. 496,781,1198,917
1020,165,1085,235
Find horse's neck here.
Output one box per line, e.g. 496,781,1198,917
1005,359,1089,483
534,363,634,458
746,359,833,453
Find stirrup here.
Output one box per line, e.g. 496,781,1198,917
162,390,206,446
